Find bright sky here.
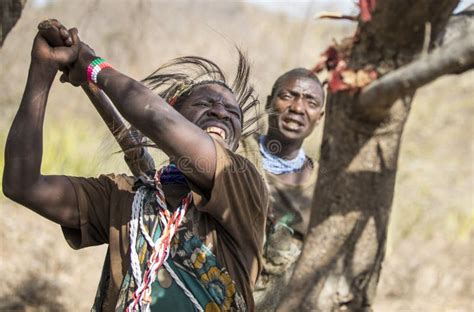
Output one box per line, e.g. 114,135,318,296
245,0,473,17
245,0,355,17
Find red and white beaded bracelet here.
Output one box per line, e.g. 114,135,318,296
87,57,112,84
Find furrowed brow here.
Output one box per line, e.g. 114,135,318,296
303,93,317,100
288,90,303,97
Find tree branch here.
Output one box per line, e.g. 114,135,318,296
317,12,358,21
356,31,474,117
82,84,155,176
0,0,27,47
435,4,474,47
350,0,460,68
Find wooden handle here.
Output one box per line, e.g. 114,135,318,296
81,84,155,176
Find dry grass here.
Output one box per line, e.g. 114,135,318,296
0,0,472,311
375,72,474,312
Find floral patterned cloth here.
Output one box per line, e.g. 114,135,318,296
113,186,247,312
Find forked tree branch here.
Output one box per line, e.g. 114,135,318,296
357,32,474,115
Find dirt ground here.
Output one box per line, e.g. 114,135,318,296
0,203,105,311
0,201,472,311
374,235,473,312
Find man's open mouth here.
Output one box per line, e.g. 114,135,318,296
205,126,227,140
282,117,305,131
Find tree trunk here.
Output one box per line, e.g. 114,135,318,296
278,1,473,311
0,0,26,47
279,91,412,311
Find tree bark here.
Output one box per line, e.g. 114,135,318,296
278,91,413,312
277,1,473,311
0,0,26,47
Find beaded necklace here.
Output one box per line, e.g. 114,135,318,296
259,135,306,175
128,165,200,312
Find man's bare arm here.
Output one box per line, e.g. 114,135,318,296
38,19,155,177
99,68,216,189
2,31,80,228
65,40,217,195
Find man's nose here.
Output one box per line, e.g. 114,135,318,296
289,97,305,114
207,103,230,121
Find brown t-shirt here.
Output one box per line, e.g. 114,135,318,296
264,168,317,237
61,140,268,311
238,134,318,237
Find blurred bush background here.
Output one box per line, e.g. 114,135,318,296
0,1,472,311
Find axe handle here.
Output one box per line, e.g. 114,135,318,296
81,84,155,176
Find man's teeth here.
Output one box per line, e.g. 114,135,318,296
205,126,227,140
286,121,301,129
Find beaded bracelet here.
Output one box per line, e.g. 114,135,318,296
87,57,112,84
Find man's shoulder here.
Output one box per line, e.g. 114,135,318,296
101,173,135,192
237,133,260,159
225,147,269,208
69,173,135,193
220,142,264,182
236,133,264,176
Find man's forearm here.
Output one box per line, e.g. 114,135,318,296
81,83,155,176
94,67,216,192
96,68,196,154
3,62,55,197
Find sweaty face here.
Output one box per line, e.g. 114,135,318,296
175,83,242,151
267,76,324,142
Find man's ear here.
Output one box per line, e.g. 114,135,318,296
265,95,272,111
316,110,325,125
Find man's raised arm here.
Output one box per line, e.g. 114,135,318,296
2,28,80,228
63,34,219,195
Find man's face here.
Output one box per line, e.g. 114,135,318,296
267,76,325,141
176,83,242,151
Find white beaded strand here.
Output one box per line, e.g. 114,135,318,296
259,135,306,174
127,177,199,312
